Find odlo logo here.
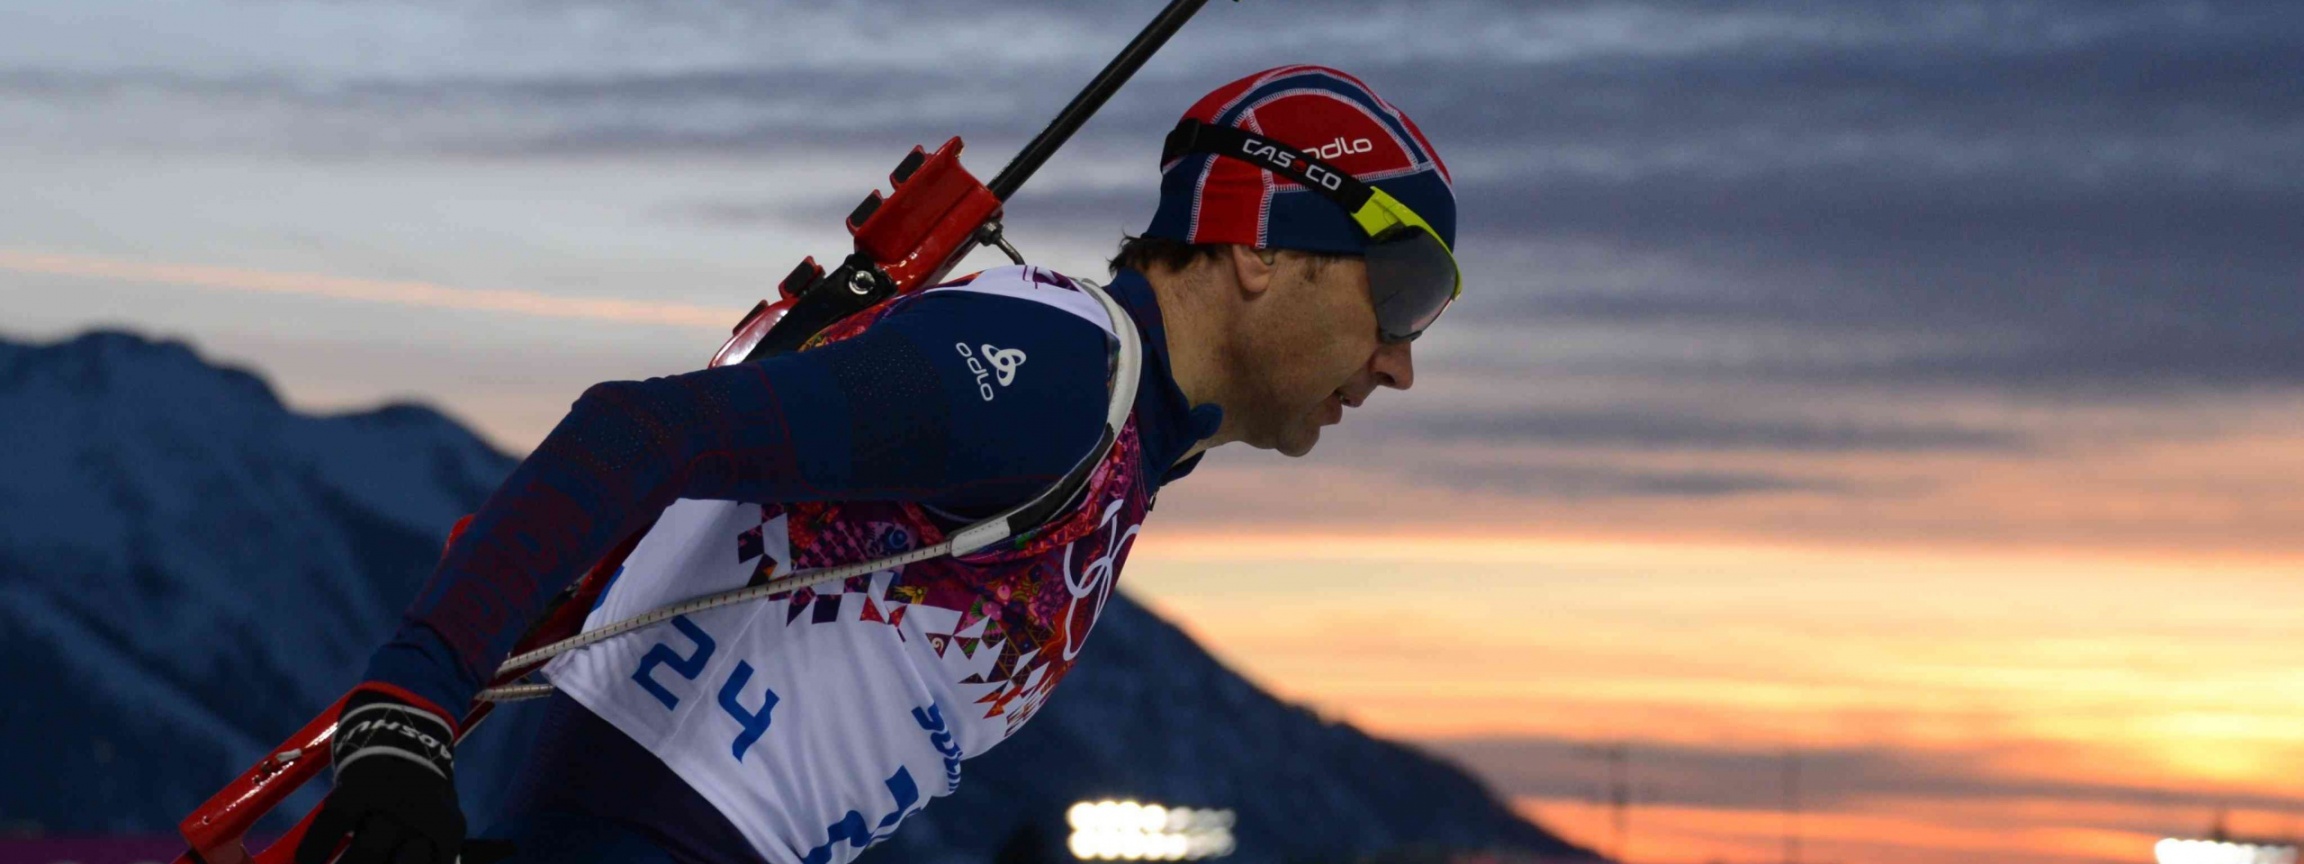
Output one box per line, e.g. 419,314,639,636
1308,136,1374,160
955,342,1027,401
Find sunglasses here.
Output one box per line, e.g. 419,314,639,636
1163,119,1462,343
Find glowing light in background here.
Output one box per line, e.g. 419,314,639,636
1066,799,1236,861
2156,838,2300,864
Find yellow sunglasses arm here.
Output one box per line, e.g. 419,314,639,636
1354,189,1453,251
1349,199,1398,237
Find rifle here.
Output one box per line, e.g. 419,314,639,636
174,3,1226,861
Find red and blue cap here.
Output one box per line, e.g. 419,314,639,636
1145,65,1455,256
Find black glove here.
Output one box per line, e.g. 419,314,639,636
295,691,465,864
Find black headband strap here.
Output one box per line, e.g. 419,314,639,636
1162,119,1378,213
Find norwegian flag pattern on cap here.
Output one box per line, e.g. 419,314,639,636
1146,65,1455,256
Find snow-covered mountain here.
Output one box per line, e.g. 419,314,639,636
0,330,1586,863
0,330,532,832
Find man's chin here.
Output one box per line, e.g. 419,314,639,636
1275,425,1320,458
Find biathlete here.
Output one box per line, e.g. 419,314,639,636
299,65,1462,864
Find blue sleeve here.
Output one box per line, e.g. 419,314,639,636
360,290,1113,719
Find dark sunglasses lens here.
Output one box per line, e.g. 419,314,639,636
1364,229,1458,341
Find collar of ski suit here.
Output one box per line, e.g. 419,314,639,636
1106,267,1223,488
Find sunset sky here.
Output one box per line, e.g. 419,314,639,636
4,1,2300,862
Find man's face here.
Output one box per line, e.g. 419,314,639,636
1233,252,1418,457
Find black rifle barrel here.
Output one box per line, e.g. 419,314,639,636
986,0,1219,201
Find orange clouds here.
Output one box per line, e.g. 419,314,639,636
0,249,732,329
1150,387,2304,561
1118,534,2304,864
1515,796,2178,864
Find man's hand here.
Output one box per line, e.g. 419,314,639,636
294,691,465,864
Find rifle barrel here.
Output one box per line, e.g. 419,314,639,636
987,0,1218,201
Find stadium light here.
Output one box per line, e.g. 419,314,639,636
1067,799,1236,860
2155,838,2300,864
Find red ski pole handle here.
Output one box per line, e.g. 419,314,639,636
174,693,343,864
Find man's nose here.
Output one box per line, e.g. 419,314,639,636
1371,339,1415,391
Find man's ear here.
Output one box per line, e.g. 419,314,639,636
1228,244,1278,297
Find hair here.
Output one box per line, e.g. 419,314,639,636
1107,233,1348,277
1108,233,1227,277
